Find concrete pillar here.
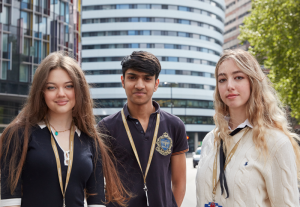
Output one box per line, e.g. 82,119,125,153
194,132,198,151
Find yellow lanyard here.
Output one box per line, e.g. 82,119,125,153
212,127,249,203
121,109,160,206
46,120,75,207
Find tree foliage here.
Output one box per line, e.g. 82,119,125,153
239,0,300,120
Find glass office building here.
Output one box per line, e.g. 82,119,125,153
0,0,82,133
82,0,225,151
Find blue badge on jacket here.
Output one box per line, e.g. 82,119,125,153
156,132,173,156
205,202,223,207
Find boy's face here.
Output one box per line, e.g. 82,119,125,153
121,69,159,106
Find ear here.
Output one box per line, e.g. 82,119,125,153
154,78,159,92
121,75,125,89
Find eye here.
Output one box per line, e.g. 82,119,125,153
47,86,55,90
235,76,244,80
128,76,135,80
145,77,152,81
66,85,74,89
218,78,226,83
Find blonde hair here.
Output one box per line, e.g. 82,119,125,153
213,49,300,179
0,51,130,206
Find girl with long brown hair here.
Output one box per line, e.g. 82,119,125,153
0,52,129,207
196,49,300,207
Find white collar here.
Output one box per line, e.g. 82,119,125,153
225,117,253,130
38,121,81,137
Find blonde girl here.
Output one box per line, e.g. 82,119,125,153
196,49,300,207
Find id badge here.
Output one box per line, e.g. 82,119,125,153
204,202,223,207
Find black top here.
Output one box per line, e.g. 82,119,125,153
1,124,105,207
99,101,188,207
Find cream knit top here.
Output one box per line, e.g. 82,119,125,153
196,128,299,207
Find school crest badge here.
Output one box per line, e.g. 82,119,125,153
156,132,173,156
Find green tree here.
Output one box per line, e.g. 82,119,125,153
239,0,300,120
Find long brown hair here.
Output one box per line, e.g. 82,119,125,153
0,51,130,205
213,49,300,179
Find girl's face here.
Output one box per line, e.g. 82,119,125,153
217,59,251,113
44,68,76,116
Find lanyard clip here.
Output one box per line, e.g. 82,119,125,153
143,183,149,206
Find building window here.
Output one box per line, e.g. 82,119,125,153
89,83,123,88
21,0,31,10
40,17,47,36
92,99,214,109
178,116,214,125
22,38,31,62
21,11,31,34
161,69,215,77
224,26,237,35
0,6,9,24
1,61,8,80
82,56,216,66
94,115,214,125
82,2,224,17
42,42,48,59
82,30,221,46
82,16,222,34
34,14,42,38
2,33,9,59
88,82,215,90
19,64,29,82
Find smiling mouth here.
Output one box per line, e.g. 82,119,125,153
227,94,239,99
55,101,69,105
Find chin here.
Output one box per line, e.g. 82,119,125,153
228,103,247,111
130,98,150,105
50,107,73,115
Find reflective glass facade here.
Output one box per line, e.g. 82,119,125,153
82,56,216,66
93,99,214,109
82,43,220,56
84,69,214,78
82,30,222,46
0,0,82,132
82,1,224,13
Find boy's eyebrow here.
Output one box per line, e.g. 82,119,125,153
126,72,153,77
126,72,137,76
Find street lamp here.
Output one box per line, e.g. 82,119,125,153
164,82,175,114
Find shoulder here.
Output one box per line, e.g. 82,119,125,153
98,111,122,133
98,111,122,126
1,124,41,141
263,128,294,157
264,128,291,148
198,130,216,165
159,110,185,129
201,130,216,149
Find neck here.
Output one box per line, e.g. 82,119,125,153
47,111,73,130
127,100,155,121
228,108,247,130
